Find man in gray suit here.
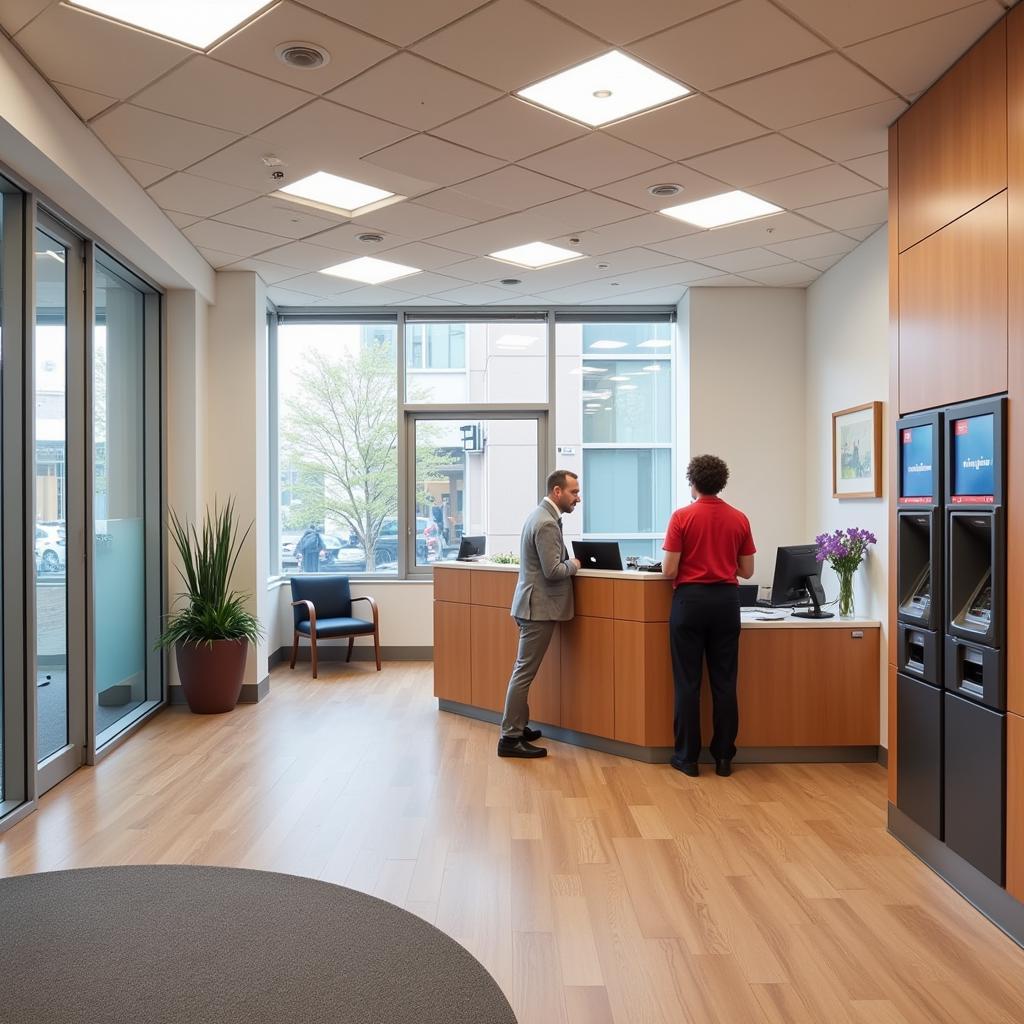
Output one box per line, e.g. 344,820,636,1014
498,469,582,758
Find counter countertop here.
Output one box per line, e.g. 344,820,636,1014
433,560,666,581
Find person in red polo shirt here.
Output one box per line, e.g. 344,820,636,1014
661,455,755,778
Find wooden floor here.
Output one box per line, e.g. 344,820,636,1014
3,663,1024,1024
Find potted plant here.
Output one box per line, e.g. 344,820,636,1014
159,500,262,714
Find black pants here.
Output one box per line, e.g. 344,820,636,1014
669,584,741,763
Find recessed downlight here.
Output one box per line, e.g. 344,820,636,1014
275,41,330,69
357,232,384,243
648,183,682,198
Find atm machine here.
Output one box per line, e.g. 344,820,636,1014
943,396,1007,884
895,411,944,838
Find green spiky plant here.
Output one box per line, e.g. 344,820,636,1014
158,499,262,650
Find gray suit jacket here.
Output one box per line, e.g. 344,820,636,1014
510,500,577,621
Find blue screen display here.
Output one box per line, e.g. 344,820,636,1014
900,424,934,499
952,414,995,497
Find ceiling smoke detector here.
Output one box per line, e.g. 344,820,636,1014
648,183,682,198
357,232,384,243
275,42,330,69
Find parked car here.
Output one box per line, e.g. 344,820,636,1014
372,516,440,565
36,523,66,574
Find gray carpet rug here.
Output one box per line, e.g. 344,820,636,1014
0,864,518,1024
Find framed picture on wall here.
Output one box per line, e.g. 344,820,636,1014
832,401,883,499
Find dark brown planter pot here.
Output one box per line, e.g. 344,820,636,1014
175,638,248,714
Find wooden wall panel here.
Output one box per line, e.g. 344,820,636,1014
470,569,516,609
897,20,1006,252
613,579,673,622
433,600,471,703
1008,712,1024,900
574,577,615,618
433,566,471,604
898,192,1008,414
560,615,615,737
888,123,900,676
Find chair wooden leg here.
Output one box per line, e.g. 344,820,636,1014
373,626,381,672
290,631,299,670
346,637,354,663
311,630,318,679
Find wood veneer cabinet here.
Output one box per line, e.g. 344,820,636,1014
433,565,881,760
897,20,1006,252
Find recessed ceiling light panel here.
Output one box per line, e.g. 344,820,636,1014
275,171,404,218
487,242,583,269
660,190,783,229
319,257,421,285
68,0,272,48
517,50,689,127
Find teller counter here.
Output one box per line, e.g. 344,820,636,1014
433,563,881,763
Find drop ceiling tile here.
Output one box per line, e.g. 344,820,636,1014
604,261,724,292
225,258,308,284
308,223,412,253
805,253,846,271
166,211,201,229
414,188,516,222
741,263,819,286
413,0,605,92
632,0,827,92
214,197,342,238
684,134,829,188
301,0,491,46
388,271,473,295
443,258,521,282
435,283,520,304
326,53,500,131
364,135,503,188
388,296,462,305
566,214,697,254
845,2,1003,99
843,152,888,187
431,96,587,161
149,174,261,218
712,53,897,129
376,241,467,270
753,163,878,208
765,231,859,259
605,95,766,162
258,240,354,271
133,57,311,135
332,284,423,304
782,99,907,160
692,274,761,286
534,0,728,44
14,4,191,99
697,247,793,272
91,106,239,170
197,247,245,270
353,201,474,240
268,284,326,304
211,2,395,93
183,221,291,258
530,191,641,230
522,135,665,190
648,211,826,258
430,212,556,255
453,166,579,211
265,271,360,298
53,82,117,121
594,163,729,211
119,158,173,188
591,285,690,303
843,223,885,241
1,0,49,35
773,0,982,47
483,293,550,305
797,190,888,230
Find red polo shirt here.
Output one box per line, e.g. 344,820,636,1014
662,496,756,587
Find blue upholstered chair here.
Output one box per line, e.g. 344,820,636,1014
289,576,380,679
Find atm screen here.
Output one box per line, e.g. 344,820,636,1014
900,424,934,499
952,414,995,499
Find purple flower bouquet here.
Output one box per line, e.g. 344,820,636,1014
814,527,877,617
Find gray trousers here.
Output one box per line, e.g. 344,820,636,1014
500,617,557,738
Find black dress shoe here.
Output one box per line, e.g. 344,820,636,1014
670,757,699,777
523,725,542,742
497,737,548,759
715,759,732,777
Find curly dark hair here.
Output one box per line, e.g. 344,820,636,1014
687,454,729,495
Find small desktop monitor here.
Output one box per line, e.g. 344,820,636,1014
770,544,832,619
572,540,623,571
456,535,485,560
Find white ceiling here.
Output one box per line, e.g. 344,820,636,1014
1,0,1016,305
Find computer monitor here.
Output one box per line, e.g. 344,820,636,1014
572,540,623,571
456,535,485,560
737,584,759,607
770,544,833,619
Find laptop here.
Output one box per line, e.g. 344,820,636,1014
571,540,623,571
456,535,485,561
738,584,759,607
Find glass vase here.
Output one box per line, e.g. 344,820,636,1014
837,569,855,619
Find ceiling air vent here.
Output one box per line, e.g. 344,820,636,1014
274,42,330,69
648,183,682,198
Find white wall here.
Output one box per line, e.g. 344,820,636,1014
805,227,890,742
683,287,808,582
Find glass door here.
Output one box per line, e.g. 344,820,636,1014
34,213,86,794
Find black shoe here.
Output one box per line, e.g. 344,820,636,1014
670,757,699,777
715,759,732,777
523,725,542,742
498,737,548,759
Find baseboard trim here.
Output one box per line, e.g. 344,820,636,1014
268,645,433,668
169,675,270,706
888,803,1024,950
438,700,879,765
878,745,888,768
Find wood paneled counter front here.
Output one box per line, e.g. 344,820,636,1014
434,563,881,762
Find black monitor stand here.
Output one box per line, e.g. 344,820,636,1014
791,576,834,619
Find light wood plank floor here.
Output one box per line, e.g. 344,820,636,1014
3,663,1024,1024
